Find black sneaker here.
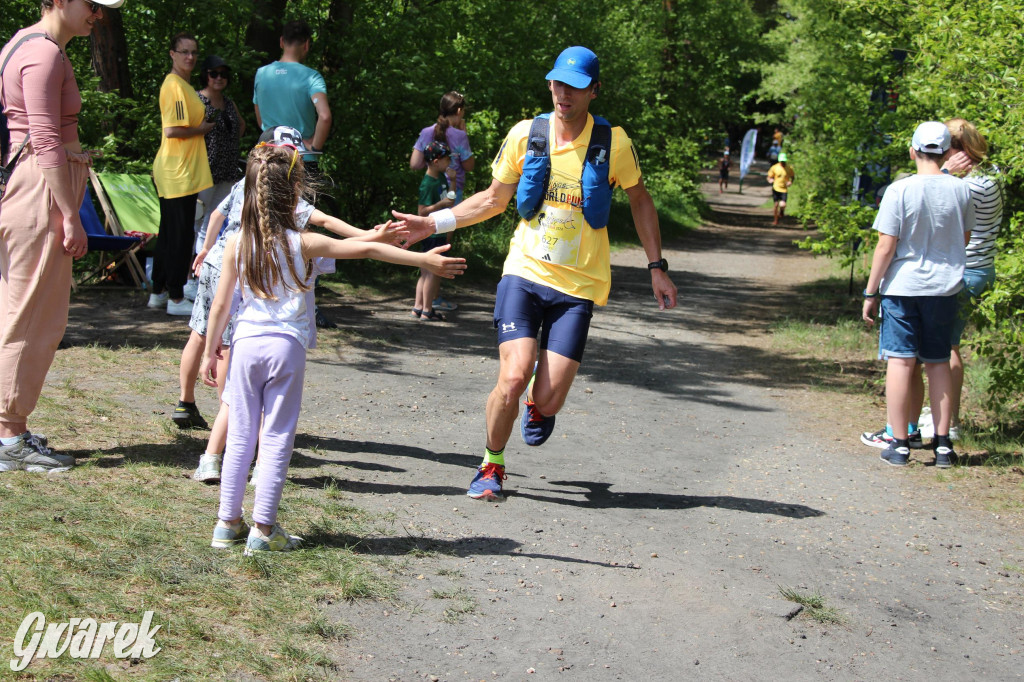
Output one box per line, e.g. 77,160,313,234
934,444,956,469
862,427,923,450
172,402,208,429
880,443,910,467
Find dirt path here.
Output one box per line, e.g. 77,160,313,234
279,163,1024,680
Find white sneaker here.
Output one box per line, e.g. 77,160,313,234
918,410,935,439
248,463,260,488
167,298,194,316
949,426,960,441
147,292,169,309
192,453,222,482
183,279,199,301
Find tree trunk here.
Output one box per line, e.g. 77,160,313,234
89,8,132,98
322,0,354,73
246,0,290,63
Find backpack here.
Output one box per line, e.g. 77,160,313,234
516,112,614,230
1,33,59,195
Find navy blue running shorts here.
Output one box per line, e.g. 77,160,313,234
493,275,594,362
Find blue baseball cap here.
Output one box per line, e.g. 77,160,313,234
545,46,600,89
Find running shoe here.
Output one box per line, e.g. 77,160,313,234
860,427,923,450
244,524,302,555
315,308,337,329
467,463,506,501
0,434,74,472
248,463,260,488
880,443,910,467
210,519,251,549
192,453,222,483
948,426,960,441
521,401,556,446
172,401,208,429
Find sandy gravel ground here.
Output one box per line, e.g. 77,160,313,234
283,168,1021,681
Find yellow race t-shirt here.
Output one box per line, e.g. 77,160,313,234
768,162,794,193
152,73,213,199
492,114,641,306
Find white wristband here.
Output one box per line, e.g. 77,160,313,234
431,208,457,234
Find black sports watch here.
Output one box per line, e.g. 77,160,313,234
648,258,668,272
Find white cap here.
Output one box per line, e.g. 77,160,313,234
93,0,126,7
911,121,951,154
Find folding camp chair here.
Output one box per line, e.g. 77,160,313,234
77,169,161,289
73,184,148,290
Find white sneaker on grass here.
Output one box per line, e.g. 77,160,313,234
244,524,302,555
192,453,222,483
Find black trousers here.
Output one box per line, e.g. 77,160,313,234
152,193,198,300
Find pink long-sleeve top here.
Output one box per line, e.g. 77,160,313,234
0,29,81,169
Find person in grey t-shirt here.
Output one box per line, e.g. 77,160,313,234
861,121,975,469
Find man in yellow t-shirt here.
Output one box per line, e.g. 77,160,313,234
393,46,678,502
767,152,795,225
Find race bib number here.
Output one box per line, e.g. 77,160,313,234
523,205,583,267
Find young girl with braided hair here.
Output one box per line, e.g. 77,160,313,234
203,143,466,554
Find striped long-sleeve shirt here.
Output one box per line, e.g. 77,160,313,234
965,170,1003,269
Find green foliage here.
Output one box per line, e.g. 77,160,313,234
759,0,1024,421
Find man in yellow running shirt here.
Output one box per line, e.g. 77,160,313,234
767,152,795,225
393,46,678,501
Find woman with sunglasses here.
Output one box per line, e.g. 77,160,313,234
190,56,244,288
149,32,214,318
0,0,125,473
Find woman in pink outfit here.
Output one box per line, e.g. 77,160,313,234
0,0,125,472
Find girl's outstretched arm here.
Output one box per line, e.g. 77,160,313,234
201,235,240,387
308,211,410,246
300,232,467,279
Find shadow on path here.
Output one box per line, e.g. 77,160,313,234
513,480,825,518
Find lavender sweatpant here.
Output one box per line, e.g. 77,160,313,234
218,333,306,526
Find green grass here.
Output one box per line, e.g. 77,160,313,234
779,586,846,625
0,345,410,679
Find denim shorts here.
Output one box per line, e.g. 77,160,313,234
951,267,995,345
493,275,594,362
878,295,958,363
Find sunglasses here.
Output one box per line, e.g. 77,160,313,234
208,69,230,79
87,1,102,13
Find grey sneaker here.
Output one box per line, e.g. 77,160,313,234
192,453,222,483
244,524,302,555
0,434,74,472
211,519,251,549
880,443,910,467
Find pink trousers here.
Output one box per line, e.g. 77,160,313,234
0,148,87,423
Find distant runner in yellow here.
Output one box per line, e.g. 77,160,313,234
767,152,795,225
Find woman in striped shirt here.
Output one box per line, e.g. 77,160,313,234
943,118,1003,435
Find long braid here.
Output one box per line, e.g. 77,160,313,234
239,145,311,301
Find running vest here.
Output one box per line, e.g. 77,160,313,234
516,113,614,230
